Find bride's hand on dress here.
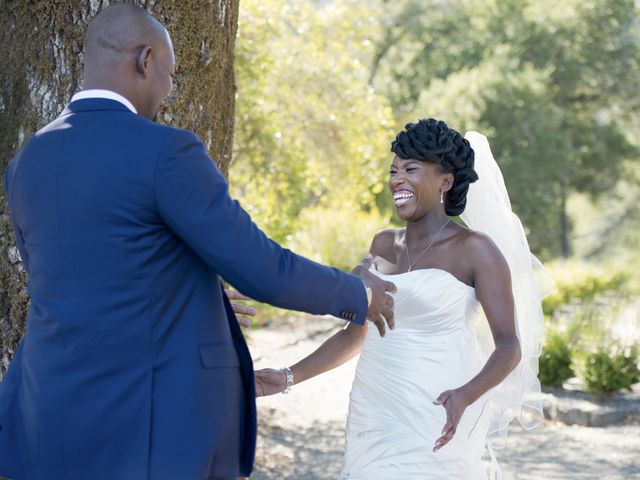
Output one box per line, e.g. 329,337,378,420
432,388,470,452
254,368,287,397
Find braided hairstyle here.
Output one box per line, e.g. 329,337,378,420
390,118,479,216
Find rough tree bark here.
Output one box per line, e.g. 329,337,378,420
0,0,240,378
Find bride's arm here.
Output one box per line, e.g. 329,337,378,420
291,321,368,383
255,234,393,397
255,251,378,396
434,232,521,451
255,322,367,396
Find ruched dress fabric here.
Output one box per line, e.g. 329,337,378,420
340,268,491,479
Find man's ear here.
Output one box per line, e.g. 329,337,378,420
136,46,153,76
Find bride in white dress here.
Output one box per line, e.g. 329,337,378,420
256,119,547,479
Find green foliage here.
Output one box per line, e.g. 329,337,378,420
539,330,574,388
572,163,640,273
287,206,389,271
542,261,629,317
540,262,640,395
371,0,640,258
231,0,395,264
543,261,631,358
582,345,640,397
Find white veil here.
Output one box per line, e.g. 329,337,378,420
460,132,552,477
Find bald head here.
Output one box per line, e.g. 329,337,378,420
85,3,165,68
82,3,176,120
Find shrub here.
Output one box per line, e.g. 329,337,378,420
542,262,629,318
286,205,390,272
542,261,633,360
539,330,574,388
583,345,640,397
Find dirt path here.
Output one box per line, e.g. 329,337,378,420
249,316,640,480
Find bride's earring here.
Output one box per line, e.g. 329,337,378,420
440,188,444,204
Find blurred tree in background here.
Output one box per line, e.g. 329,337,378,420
231,0,394,269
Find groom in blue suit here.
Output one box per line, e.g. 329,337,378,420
0,4,395,479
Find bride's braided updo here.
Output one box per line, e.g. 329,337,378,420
390,118,479,216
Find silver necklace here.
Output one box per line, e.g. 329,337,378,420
405,218,451,272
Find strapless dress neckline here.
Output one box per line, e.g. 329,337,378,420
372,267,476,293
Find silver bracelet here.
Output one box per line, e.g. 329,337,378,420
281,366,294,394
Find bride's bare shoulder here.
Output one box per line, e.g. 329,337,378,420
369,228,403,257
460,228,509,272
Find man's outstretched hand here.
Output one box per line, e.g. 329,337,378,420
352,254,397,337
225,289,257,328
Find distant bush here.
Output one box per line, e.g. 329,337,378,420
287,206,390,272
542,262,629,318
539,331,574,388
542,262,633,363
583,345,640,398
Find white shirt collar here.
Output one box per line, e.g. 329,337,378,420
71,89,138,114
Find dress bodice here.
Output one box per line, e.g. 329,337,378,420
341,268,490,479
363,268,481,354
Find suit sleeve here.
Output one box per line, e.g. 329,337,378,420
154,129,367,324
5,157,30,274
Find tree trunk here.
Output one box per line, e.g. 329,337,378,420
560,175,570,258
0,0,239,377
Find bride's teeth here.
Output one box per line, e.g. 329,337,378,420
393,191,413,207
393,191,413,201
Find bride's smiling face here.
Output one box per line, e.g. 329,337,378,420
389,156,449,221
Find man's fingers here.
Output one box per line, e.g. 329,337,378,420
361,253,373,268
381,305,395,330
384,295,394,308
225,289,252,301
384,280,397,293
237,317,251,328
232,303,257,317
372,316,386,337
352,254,374,275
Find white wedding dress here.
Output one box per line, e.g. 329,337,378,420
340,267,492,479
339,132,548,479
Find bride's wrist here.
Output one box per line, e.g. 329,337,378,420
458,384,479,406
455,385,475,406
281,366,294,394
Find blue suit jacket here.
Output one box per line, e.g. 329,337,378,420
0,98,367,479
